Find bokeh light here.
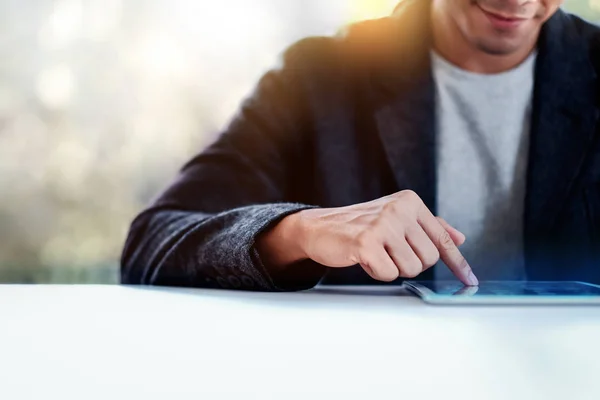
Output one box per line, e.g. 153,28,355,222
0,0,597,283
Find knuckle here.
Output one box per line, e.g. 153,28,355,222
457,256,470,272
400,189,418,201
399,190,423,206
397,258,422,279
399,265,420,279
370,217,387,233
382,201,399,216
372,266,399,282
404,223,418,237
382,201,408,222
422,248,440,268
438,230,455,251
382,200,411,225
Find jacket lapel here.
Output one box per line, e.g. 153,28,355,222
525,11,599,252
374,78,436,211
369,0,437,212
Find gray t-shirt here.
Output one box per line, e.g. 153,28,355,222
432,50,536,281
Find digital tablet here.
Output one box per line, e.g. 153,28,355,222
402,280,600,305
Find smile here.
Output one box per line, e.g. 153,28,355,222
478,4,527,30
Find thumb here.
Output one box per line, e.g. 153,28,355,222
436,217,466,246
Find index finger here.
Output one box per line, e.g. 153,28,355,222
417,207,479,286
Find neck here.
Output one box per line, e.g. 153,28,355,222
430,4,538,74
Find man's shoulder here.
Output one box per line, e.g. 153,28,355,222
562,11,600,40
559,11,600,76
561,11,600,52
564,11,600,36
280,16,400,74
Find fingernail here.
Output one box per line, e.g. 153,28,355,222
467,271,479,286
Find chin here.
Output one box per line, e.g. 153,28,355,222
474,39,522,55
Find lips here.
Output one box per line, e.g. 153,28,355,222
478,4,527,29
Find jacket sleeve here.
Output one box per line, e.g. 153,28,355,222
120,39,331,291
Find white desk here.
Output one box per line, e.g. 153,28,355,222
0,285,599,400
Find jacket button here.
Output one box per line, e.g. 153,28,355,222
241,275,255,288
228,276,241,288
216,277,229,288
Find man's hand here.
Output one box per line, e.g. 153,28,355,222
257,190,478,286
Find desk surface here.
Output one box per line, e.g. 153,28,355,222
0,285,599,400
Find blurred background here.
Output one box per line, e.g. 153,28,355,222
0,0,598,284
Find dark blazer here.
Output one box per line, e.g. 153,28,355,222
121,0,600,291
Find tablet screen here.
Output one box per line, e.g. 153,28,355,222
411,281,600,297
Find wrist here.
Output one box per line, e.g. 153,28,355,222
256,211,309,269
280,211,309,262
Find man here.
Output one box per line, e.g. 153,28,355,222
121,0,600,291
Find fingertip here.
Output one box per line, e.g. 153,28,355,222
466,270,479,286
450,259,477,286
